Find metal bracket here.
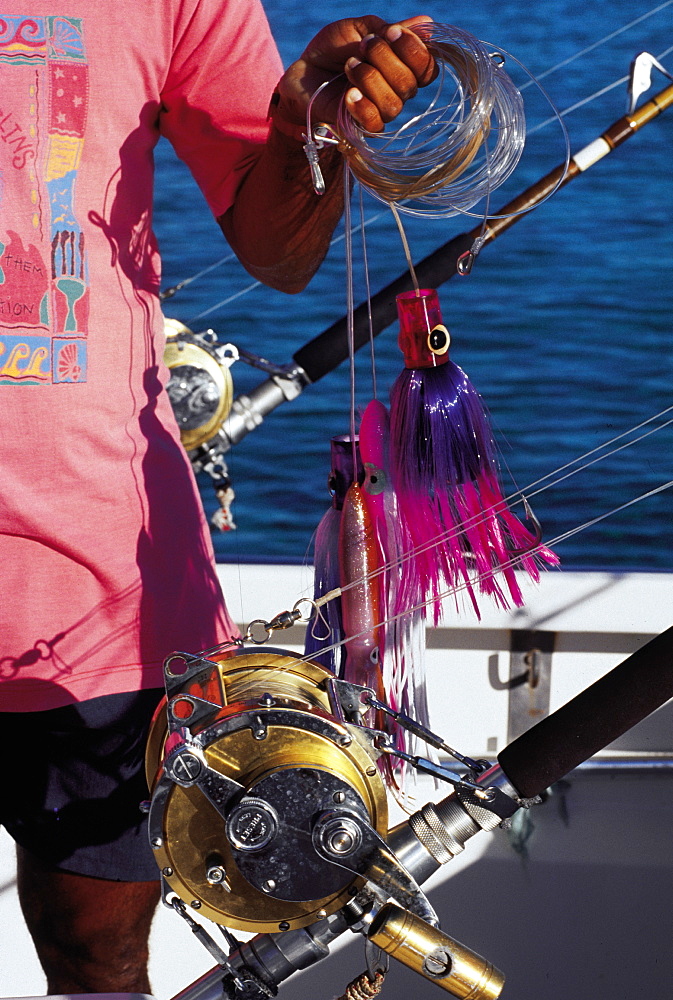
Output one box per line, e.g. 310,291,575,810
507,629,556,743
311,810,438,928
627,51,673,115
329,677,373,721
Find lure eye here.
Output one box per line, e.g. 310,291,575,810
427,324,450,355
364,462,386,496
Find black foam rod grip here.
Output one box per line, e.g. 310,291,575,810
497,626,673,798
292,232,474,384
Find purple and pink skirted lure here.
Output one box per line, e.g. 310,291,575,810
386,287,558,622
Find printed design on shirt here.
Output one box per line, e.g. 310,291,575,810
0,16,47,66
0,16,89,385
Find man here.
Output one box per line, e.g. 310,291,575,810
0,2,434,993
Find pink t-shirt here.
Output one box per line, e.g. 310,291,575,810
0,1,283,710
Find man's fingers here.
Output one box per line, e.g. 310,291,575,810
279,15,437,132
342,21,437,129
344,87,386,134
300,16,387,72
356,33,419,102
344,56,406,124
353,23,436,99
383,20,437,88
347,20,437,127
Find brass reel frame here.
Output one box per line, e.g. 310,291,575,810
146,648,388,934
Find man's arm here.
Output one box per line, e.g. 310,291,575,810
218,16,435,294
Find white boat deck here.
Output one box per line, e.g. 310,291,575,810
1,569,671,1000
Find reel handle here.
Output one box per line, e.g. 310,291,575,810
368,902,504,999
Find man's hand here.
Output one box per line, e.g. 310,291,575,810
276,16,436,134
220,15,436,293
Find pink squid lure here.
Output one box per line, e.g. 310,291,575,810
359,399,436,806
338,480,385,699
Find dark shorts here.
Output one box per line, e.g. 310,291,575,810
0,688,165,881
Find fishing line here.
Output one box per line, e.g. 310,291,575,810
208,474,673,672
521,0,673,87
343,168,358,458
312,405,673,608
165,3,670,302
358,186,378,399
184,205,396,323
160,252,238,301
172,209,387,319
188,279,262,323
550,478,673,548
327,22,569,222
389,202,420,291
507,408,673,502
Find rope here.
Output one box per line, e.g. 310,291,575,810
336,970,386,1000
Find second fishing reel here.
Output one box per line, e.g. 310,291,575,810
164,318,239,530
146,644,510,999
164,318,238,454
163,318,309,531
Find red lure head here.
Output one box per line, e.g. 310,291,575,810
396,288,451,369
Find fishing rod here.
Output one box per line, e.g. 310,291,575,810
151,625,673,1000
166,74,673,528
218,78,673,441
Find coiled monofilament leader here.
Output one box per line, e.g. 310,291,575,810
332,22,526,217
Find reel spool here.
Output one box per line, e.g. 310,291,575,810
145,647,388,934
163,318,237,452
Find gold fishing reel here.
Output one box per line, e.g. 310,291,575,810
163,318,236,452
146,644,506,998
145,647,388,934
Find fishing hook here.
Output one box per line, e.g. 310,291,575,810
507,495,544,557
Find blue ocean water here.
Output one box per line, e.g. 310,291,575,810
154,0,673,570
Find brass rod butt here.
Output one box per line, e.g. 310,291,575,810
368,902,505,999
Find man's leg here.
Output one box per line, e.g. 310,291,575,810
17,844,161,995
